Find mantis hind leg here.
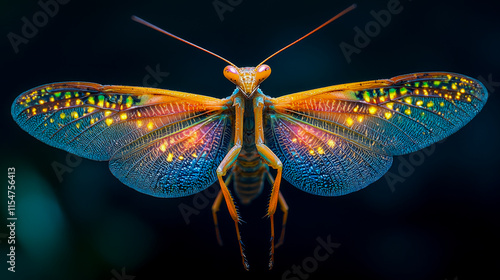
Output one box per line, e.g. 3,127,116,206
212,173,233,246
256,143,282,269
215,95,249,270
265,170,289,248
254,94,283,269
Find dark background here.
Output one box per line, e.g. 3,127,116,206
1,0,499,279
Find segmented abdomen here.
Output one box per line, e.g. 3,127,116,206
234,151,266,205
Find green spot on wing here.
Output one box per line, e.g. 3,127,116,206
126,96,133,106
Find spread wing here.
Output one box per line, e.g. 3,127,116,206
12,82,234,197
265,72,488,196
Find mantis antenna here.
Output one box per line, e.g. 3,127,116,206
132,4,356,68
131,15,237,67
256,4,357,67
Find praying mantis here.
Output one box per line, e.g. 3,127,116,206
11,4,488,270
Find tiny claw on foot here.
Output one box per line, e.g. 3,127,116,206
240,240,250,271
235,221,249,271
243,260,250,271
269,236,275,270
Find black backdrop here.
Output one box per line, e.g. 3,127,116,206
1,0,499,279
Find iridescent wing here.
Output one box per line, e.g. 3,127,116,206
12,82,233,197
265,72,488,196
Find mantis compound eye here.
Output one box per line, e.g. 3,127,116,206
255,64,271,83
223,65,240,84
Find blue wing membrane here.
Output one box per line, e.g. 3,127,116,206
12,82,233,197
266,72,488,196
